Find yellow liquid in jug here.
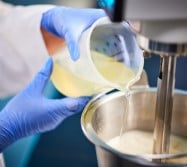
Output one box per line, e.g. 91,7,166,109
51,51,135,97
92,51,135,84
107,130,187,163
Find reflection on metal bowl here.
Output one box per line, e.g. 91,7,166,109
81,88,187,167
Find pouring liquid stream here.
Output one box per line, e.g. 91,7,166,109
119,91,130,145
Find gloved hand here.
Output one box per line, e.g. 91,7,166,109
0,58,90,152
41,7,106,61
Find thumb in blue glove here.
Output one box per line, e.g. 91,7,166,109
0,58,90,151
41,7,106,61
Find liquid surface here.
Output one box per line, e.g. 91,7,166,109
107,130,187,163
51,51,135,97
92,51,135,84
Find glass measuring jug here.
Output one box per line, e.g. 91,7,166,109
51,17,143,97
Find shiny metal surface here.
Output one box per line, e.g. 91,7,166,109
136,31,186,159
81,88,187,167
109,1,187,158
153,56,176,156
136,34,187,56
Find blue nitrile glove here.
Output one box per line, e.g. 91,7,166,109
0,58,90,152
41,7,106,61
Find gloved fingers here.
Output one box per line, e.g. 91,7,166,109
26,58,53,95
41,7,106,61
41,7,63,37
46,96,91,118
67,9,106,61
81,8,106,20
65,31,80,61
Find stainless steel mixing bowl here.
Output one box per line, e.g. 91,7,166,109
81,88,187,167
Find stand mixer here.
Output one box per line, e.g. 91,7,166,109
81,0,187,166
100,0,187,157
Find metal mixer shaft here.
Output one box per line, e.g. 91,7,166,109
153,55,176,157
138,36,187,160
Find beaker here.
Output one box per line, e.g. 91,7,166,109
51,17,143,97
